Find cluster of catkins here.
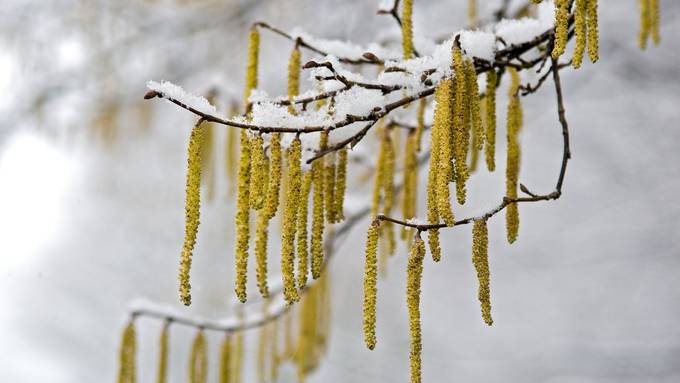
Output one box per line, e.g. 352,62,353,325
117,273,331,383
362,32,509,383
177,26,349,307
145,1,665,383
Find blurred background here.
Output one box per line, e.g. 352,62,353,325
1,0,679,382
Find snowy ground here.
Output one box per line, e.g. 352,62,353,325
1,1,679,382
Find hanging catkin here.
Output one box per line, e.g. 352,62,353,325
117,320,136,383
485,70,497,172
472,219,493,325
383,130,397,256
650,0,660,46
179,120,205,306
401,131,418,239
333,148,348,222
235,130,252,302
402,0,414,59
264,133,282,218
466,59,483,175
288,45,301,104
363,220,380,350
434,78,455,227
639,0,651,49
311,133,327,279
156,322,169,383
255,210,270,298
416,98,426,151
573,0,587,68
189,330,208,383
269,320,280,382
552,0,569,59
506,69,522,244
426,93,442,262
468,0,477,26
371,127,388,218
324,152,337,223
219,334,231,383
297,171,313,288
200,121,216,202
586,0,599,62
283,312,295,360
233,328,244,383
466,60,483,153
257,313,269,383
452,44,469,205
281,138,303,304
249,135,267,210
244,26,259,112
225,105,239,197
407,235,426,383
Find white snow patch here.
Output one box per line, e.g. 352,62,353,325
147,80,217,116
460,30,496,61
495,1,555,46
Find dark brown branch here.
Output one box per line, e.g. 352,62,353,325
254,22,384,65
377,56,571,232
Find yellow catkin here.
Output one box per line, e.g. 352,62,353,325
264,133,282,218
586,0,599,63
179,121,205,306
401,132,418,239
297,171,313,289
117,320,136,383
552,0,569,59
269,321,280,382
506,69,522,244
249,135,266,210
639,0,651,49
452,46,469,205
232,330,244,383
283,312,294,360
156,322,169,383
333,148,348,222
226,105,239,197
189,331,207,383
371,129,388,218
407,236,426,383
363,221,380,350
468,0,477,26
466,59,483,175
244,26,259,112
311,133,327,280
219,334,232,383
288,46,301,102
324,152,337,223
201,121,215,202
257,317,268,383
281,138,303,304
485,70,497,172
472,219,493,325
426,100,442,262
383,131,397,256
434,78,455,226
383,132,396,217
255,210,270,298
235,130,252,303
651,0,660,46
401,0,414,59
573,0,588,68
416,98,426,151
